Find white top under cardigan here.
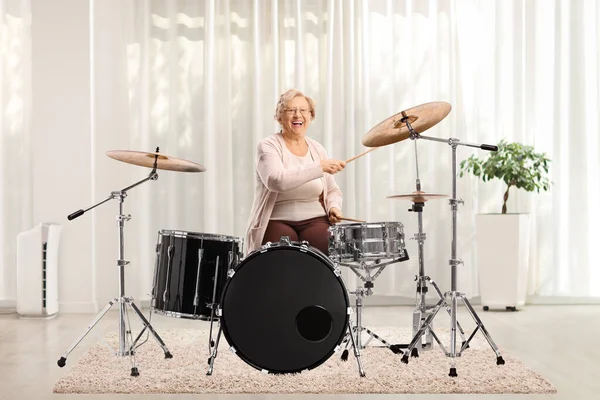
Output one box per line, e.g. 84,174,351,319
245,132,343,253
270,149,326,221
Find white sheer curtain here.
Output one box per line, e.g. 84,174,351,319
0,0,31,307
453,0,600,298
89,0,599,302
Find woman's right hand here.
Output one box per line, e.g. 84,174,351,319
320,159,346,174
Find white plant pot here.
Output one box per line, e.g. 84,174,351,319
475,214,530,311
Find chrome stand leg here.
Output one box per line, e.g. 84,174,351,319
129,300,172,358
347,315,366,377
429,278,468,347
401,290,505,376
57,297,141,375
57,299,116,367
207,256,220,353
346,286,404,355
207,316,224,376
461,296,504,361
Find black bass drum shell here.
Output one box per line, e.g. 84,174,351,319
220,243,349,374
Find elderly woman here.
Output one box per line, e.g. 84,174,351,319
245,89,346,255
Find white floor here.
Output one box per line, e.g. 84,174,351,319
1,304,599,399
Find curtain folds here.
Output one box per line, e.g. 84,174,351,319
2,0,598,306
91,0,600,300
0,0,31,305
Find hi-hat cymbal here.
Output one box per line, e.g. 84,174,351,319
106,150,206,172
362,101,452,147
387,191,449,203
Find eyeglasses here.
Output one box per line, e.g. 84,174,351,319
284,108,311,115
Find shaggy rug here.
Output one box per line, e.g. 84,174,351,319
54,328,556,394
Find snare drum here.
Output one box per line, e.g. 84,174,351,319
328,221,407,262
220,241,349,374
152,230,243,320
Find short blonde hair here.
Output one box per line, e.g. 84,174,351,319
274,89,316,124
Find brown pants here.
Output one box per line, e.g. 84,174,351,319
262,216,331,255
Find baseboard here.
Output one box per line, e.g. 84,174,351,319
360,296,414,306
0,298,16,314
52,296,600,314
85,298,153,313
3,299,99,314
138,299,152,309
526,295,600,305
58,301,99,313
363,295,600,306
360,295,481,306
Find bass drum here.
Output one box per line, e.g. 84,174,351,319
220,241,349,374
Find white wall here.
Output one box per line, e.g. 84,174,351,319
91,1,149,310
31,0,96,312
24,1,194,313
29,0,156,312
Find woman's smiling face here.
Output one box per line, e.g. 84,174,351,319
281,96,312,137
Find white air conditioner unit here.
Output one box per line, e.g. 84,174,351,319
16,223,62,318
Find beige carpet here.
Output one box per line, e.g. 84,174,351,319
54,328,556,394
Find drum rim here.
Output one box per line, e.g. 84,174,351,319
152,308,217,321
330,251,408,261
328,221,404,230
219,243,349,374
158,229,243,243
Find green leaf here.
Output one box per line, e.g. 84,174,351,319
457,139,552,213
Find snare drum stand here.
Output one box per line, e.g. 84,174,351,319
57,150,172,376
406,138,468,357
400,118,505,377
340,257,408,358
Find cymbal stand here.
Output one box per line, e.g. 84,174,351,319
57,149,172,377
399,117,505,377
406,138,468,357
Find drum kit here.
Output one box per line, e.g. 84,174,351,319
57,101,505,379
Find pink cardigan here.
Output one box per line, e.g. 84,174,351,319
245,132,343,253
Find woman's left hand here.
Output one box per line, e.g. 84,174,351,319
328,207,343,224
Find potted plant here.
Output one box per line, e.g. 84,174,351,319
459,140,551,311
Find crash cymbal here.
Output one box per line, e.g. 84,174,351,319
362,101,451,147
387,191,449,202
106,150,206,172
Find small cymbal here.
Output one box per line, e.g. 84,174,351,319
106,150,206,173
387,191,449,202
362,101,452,147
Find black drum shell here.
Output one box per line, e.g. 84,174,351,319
152,230,242,320
220,243,349,374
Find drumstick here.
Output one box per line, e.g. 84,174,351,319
339,217,366,223
345,147,379,164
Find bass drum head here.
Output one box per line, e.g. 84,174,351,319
220,245,349,374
